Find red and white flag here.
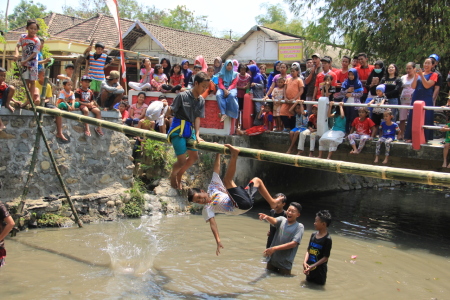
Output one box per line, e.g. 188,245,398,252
105,0,126,81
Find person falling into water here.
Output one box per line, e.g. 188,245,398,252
187,144,285,255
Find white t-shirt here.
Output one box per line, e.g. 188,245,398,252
145,101,168,126
202,172,248,221
400,75,415,100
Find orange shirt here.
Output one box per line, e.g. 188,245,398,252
281,77,304,116
201,80,216,99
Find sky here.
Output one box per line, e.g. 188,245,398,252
5,0,301,37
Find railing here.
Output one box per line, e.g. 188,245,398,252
246,96,450,150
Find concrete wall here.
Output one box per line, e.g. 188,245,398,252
0,110,134,202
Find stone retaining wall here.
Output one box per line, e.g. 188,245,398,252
0,109,134,201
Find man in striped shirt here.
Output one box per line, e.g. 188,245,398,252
85,42,112,96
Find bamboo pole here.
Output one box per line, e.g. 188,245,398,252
1,0,9,68
15,63,83,228
28,106,450,187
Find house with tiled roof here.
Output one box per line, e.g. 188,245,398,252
111,20,234,65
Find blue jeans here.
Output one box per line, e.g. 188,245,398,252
216,88,239,119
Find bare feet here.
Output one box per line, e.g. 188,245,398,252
7,105,15,113
447,164,450,169
170,172,178,189
220,114,228,122
224,144,240,157
236,129,245,136
308,152,314,157
56,133,68,141
374,158,379,163
382,158,389,164
0,120,5,131
297,150,303,156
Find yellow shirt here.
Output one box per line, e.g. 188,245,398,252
35,80,53,100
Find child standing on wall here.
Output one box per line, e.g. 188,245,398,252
375,110,400,164
347,107,376,154
367,84,388,131
14,19,41,106
84,42,112,97
167,72,210,189
272,77,285,131
318,102,346,159
297,104,319,157
286,100,308,154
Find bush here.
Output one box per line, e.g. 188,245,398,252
37,213,72,227
122,178,146,218
141,139,176,173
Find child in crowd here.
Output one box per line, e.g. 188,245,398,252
259,64,268,91
143,94,169,133
320,74,336,102
162,63,184,93
128,58,154,91
118,100,129,124
303,210,332,285
181,60,192,87
57,80,80,111
318,102,346,159
75,75,104,137
125,91,148,126
236,64,251,112
338,68,364,133
213,57,222,75
14,19,40,103
286,100,308,154
167,72,210,189
57,63,75,82
297,104,319,157
272,77,285,131
84,42,112,97
375,110,400,164
348,107,376,154
282,66,304,132
236,103,273,135
188,65,202,89
201,66,217,99
266,194,287,249
367,84,388,129
151,64,168,91
0,68,17,130
441,117,450,168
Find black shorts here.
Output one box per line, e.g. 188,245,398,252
44,102,56,109
227,180,258,210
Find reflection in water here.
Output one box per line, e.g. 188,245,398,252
1,186,449,299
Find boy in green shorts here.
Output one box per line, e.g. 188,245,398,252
84,42,112,96
167,71,210,189
57,80,80,111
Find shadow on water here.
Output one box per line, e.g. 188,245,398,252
251,185,450,257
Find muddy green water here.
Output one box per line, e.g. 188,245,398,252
1,187,450,299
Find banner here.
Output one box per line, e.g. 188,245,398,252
278,42,303,61
105,0,126,80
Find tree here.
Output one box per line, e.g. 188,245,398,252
160,5,211,35
8,0,48,29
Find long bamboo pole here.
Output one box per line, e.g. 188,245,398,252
2,0,10,68
28,106,450,187
15,64,83,228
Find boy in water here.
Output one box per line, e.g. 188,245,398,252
266,194,287,248
0,201,15,268
167,71,210,189
259,202,304,275
303,210,333,285
188,144,285,255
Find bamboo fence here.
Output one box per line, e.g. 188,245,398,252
29,106,450,187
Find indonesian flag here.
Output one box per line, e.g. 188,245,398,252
105,0,127,81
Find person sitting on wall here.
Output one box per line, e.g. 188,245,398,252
98,71,124,111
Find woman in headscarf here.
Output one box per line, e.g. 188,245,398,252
160,58,171,79
181,59,192,88
339,68,364,133
194,55,208,72
248,64,265,125
213,57,222,75
216,59,239,122
266,61,281,94
232,59,239,72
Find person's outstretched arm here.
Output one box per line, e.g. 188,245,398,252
208,217,224,256
0,216,15,241
213,153,221,174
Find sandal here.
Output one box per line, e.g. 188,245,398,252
84,130,91,137
94,127,104,136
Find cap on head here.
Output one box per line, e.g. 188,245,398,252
429,54,440,62
107,71,120,80
65,63,75,69
194,64,202,70
320,57,331,63
376,84,386,93
95,42,105,49
312,53,321,59
81,75,92,82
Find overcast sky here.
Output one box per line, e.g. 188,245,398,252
6,0,305,37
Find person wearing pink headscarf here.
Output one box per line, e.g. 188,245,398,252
195,55,208,72
232,60,239,72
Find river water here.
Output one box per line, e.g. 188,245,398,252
1,186,450,299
